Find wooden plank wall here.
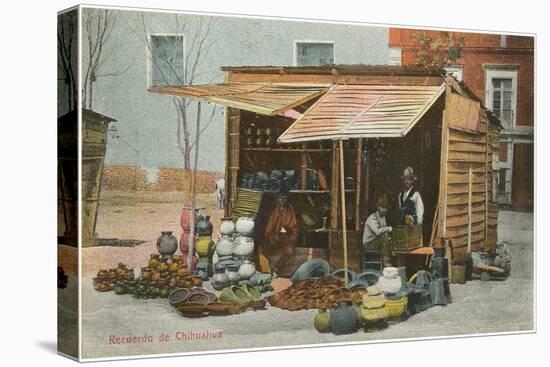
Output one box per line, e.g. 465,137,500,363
443,104,498,263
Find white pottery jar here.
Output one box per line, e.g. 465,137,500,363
236,216,255,236
233,236,255,257
238,259,256,279
378,267,402,295
215,235,234,257
225,266,240,284
219,218,235,236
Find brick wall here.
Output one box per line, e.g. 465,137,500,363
388,29,534,126
101,165,223,192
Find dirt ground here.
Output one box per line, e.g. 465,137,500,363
57,190,534,360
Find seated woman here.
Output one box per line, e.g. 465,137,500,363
363,193,393,267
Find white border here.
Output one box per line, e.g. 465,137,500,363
69,3,537,362
77,3,83,361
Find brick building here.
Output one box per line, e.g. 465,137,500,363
388,29,534,210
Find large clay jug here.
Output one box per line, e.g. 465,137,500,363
314,308,331,333
330,301,359,335
197,215,213,236
156,231,178,258
180,208,199,232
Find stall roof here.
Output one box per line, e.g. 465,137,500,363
148,83,330,116
277,84,445,143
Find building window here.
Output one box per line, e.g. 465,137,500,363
295,42,334,66
388,47,402,66
149,34,185,87
485,68,517,130
444,65,464,81
498,168,507,194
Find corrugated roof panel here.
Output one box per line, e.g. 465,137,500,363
148,83,330,116
278,84,445,142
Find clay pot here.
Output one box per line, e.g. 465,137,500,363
215,235,234,257
236,216,255,236
156,231,178,258
196,235,214,259
211,267,231,291
314,309,331,333
196,215,213,236
179,231,196,254
330,301,359,335
225,266,240,284
233,236,255,257
191,276,203,287
238,259,256,280
180,208,199,232
219,218,235,236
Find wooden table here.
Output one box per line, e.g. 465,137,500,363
393,247,434,268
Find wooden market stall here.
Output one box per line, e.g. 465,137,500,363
149,65,501,278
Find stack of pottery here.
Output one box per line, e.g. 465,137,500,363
195,215,214,280
378,267,408,323
213,217,261,290
180,208,199,270
378,267,403,295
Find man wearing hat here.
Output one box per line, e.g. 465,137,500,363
363,193,393,267
258,185,300,276
398,166,424,226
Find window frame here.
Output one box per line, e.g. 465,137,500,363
444,64,464,81
484,66,518,130
146,33,186,88
293,40,335,67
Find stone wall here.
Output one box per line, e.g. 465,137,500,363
101,165,223,193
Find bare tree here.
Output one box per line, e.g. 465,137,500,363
125,13,221,170
82,9,133,109
57,10,78,112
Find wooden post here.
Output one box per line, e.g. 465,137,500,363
301,143,308,190
330,141,339,230
355,138,363,232
339,140,349,287
437,84,452,239
363,140,370,220
467,165,473,254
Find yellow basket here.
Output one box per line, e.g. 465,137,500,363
384,296,408,318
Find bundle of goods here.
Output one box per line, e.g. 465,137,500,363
358,285,388,331
93,255,203,299
267,275,367,311
168,284,266,317
471,241,512,281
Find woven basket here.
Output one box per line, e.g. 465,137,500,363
384,296,408,318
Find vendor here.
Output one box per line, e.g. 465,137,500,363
258,186,300,276
363,193,393,267
398,166,424,226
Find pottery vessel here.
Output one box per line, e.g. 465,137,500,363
196,235,214,259
233,236,255,257
225,266,240,284
196,215,213,236
378,267,402,295
330,301,359,335
219,218,235,236
215,235,234,257
314,309,331,333
238,259,256,279
156,231,178,258
211,267,231,291
235,216,255,236
180,208,199,232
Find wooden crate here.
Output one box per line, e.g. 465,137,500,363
392,225,422,252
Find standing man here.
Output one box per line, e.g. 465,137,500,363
398,166,424,226
363,193,393,267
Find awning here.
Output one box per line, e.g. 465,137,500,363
149,83,330,116
278,84,445,143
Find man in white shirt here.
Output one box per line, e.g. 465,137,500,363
363,193,393,267
398,166,424,226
